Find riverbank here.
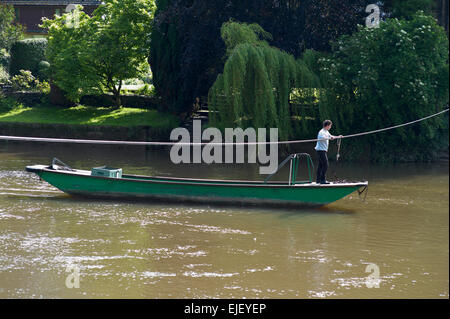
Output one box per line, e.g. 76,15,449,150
1,99,448,162
0,100,180,142
0,101,179,127
0,121,174,143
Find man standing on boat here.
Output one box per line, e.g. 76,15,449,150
315,120,342,184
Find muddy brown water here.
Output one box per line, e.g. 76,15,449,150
0,142,448,298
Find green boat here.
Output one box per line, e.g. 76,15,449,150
25,154,368,207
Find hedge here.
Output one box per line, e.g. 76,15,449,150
0,65,9,84
10,38,48,79
80,93,160,110
0,49,10,68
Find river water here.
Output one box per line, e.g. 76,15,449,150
0,142,448,298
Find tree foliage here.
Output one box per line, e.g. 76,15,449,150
42,7,99,103
318,11,449,161
208,21,320,140
0,4,24,52
149,0,372,115
42,0,155,106
0,3,24,84
382,0,436,20
303,0,373,52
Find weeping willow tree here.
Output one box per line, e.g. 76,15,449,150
208,21,320,141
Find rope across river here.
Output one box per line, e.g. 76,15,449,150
0,108,448,146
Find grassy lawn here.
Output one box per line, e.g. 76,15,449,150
0,102,180,129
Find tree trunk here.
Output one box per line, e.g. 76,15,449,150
114,91,121,108
114,80,122,108
107,77,121,108
49,79,75,107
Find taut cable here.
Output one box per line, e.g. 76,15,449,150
0,108,448,146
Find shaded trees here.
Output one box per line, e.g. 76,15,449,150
303,0,372,52
149,0,373,115
382,0,436,19
318,12,449,161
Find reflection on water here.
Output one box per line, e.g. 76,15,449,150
0,142,448,298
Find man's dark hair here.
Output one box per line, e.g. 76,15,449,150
323,120,332,127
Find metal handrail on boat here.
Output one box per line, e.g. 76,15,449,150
51,157,75,172
264,153,315,185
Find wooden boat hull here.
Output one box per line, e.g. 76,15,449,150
26,165,368,207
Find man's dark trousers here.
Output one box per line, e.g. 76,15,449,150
316,150,328,183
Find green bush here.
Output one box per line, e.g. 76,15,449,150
140,64,153,84
37,60,51,80
10,69,49,92
0,64,9,84
0,48,10,68
11,70,36,91
10,38,48,78
383,0,435,20
319,12,449,162
134,84,155,96
0,95,21,112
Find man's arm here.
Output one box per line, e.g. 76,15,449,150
330,134,343,140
